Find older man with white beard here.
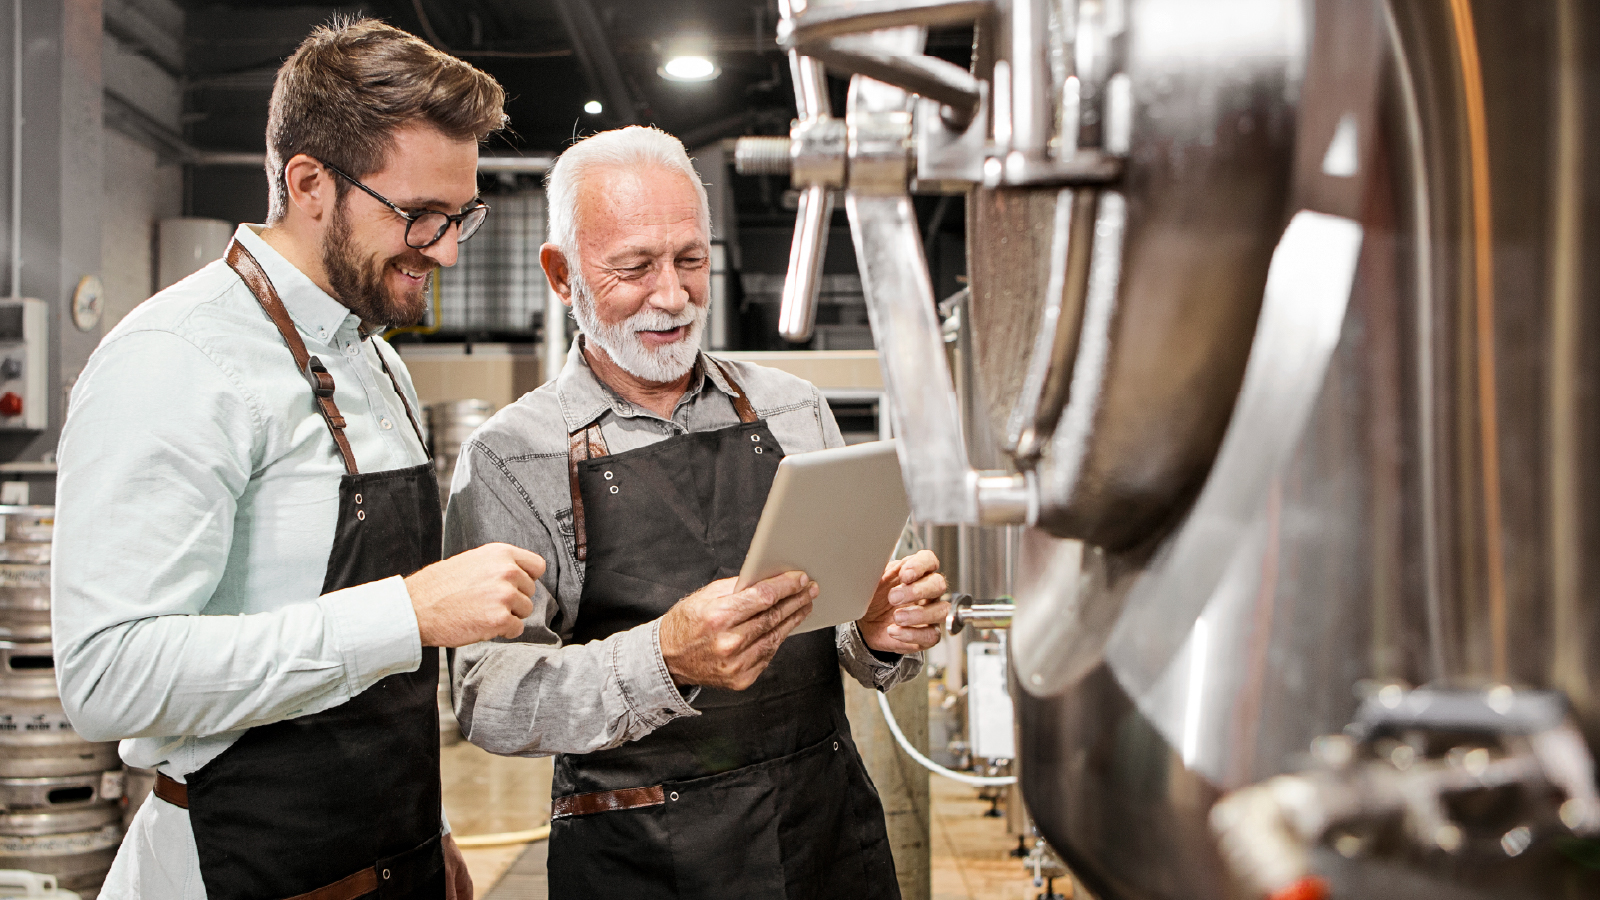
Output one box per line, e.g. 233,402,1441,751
443,126,951,899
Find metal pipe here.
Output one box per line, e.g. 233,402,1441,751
9,0,20,298
944,593,1015,634
779,184,832,342
184,153,555,174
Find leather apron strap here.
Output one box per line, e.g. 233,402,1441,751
227,239,431,471
227,240,358,475
566,354,757,562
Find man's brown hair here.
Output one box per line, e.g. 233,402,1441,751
264,17,508,223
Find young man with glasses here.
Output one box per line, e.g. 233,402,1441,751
51,18,543,900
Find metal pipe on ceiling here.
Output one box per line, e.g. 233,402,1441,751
182,153,554,175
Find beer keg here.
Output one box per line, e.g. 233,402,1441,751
427,399,495,509
0,803,122,898
0,508,121,897
0,508,54,644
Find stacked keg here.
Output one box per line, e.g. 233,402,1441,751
427,401,496,748
427,399,495,510
0,507,122,897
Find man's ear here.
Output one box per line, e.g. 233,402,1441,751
283,154,334,224
540,243,576,308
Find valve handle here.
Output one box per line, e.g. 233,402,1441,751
776,0,834,343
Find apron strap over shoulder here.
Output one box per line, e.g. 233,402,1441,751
226,240,359,476
709,357,759,424
567,420,608,562
372,340,431,452
564,355,757,563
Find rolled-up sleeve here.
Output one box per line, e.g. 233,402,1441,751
52,331,421,744
445,440,697,758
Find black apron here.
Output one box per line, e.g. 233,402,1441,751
547,356,900,900
182,241,446,900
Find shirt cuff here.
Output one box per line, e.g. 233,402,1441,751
837,621,923,692
609,620,700,730
320,575,424,699
842,621,900,669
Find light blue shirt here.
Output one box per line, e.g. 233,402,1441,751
52,224,433,898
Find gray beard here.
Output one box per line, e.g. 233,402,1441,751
569,273,707,383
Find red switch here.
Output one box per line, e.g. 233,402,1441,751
0,392,23,418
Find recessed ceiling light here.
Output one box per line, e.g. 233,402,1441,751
660,55,718,82
584,100,603,115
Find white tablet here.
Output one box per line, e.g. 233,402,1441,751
736,440,911,634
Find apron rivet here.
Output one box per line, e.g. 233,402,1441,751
354,493,362,504
754,447,763,454
604,471,613,480
833,741,839,751
382,869,391,880
356,510,365,521
670,791,679,801
751,434,760,442
609,485,619,494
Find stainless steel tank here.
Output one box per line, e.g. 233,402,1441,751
741,0,1600,896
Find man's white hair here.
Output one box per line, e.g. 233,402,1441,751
545,125,712,265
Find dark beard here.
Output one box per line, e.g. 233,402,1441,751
321,200,431,330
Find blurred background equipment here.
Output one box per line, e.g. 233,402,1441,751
0,509,120,898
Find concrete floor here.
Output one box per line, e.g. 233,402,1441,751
440,739,1045,899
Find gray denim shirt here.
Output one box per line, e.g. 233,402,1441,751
444,342,921,758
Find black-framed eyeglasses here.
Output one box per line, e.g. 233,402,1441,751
317,158,490,249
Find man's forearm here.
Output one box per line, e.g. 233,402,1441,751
55,578,421,743
453,618,698,757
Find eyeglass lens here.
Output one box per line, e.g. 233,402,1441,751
404,206,489,249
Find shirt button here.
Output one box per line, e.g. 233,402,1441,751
344,343,359,357
380,417,393,430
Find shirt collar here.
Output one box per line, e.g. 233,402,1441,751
556,335,740,434
231,224,360,346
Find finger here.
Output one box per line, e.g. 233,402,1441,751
734,581,817,644
886,623,942,651
507,591,535,621
904,572,948,604
503,563,539,599
893,599,950,627
896,549,940,584
737,596,814,669
499,608,529,639
727,571,809,625
887,573,941,607
505,545,547,580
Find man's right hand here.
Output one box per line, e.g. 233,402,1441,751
659,572,818,691
405,543,545,648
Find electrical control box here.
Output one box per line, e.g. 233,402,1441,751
0,299,48,430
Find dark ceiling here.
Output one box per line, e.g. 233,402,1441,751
177,0,805,155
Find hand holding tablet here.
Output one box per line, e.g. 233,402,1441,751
736,441,916,635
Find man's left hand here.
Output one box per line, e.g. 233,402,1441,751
857,550,948,655
443,832,473,900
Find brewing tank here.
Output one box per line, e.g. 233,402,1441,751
745,0,1600,895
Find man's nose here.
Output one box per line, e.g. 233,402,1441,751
421,230,460,268
648,263,689,313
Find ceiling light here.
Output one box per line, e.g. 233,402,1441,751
584,100,603,115
660,55,718,82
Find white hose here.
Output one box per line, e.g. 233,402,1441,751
876,691,1018,787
